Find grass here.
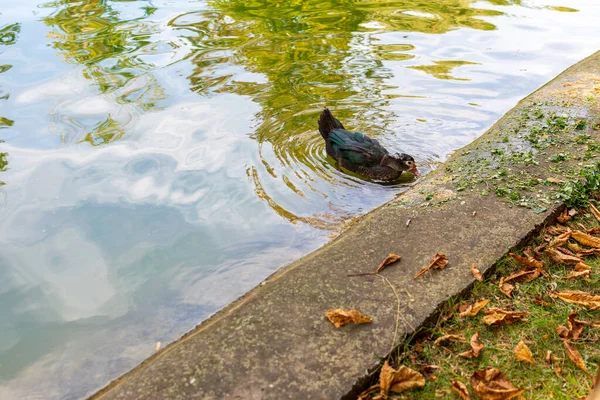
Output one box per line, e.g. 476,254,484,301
361,204,600,399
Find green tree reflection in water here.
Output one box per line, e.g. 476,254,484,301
176,0,515,228
43,0,167,145
0,23,18,186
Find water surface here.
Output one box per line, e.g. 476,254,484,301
0,0,599,398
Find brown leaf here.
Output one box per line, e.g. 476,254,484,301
577,248,600,257
544,247,582,264
591,203,600,223
509,252,545,271
588,226,600,235
547,225,570,236
558,312,586,340
554,362,562,379
376,253,401,274
504,269,540,283
378,361,426,396
549,290,600,310
557,208,572,223
532,296,550,307
514,340,536,364
557,247,577,256
572,230,600,249
565,269,591,280
459,299,490,318
419,364,440,374
434,334,466,347
499,277,514,299
563,340,589,373
534,243,546,259
471,367,526,400
414,253,448,279
325,309,372,328
459,331,484,359
471,263,483,282
451,379,471,400
482,308,530,326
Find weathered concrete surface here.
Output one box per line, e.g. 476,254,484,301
90,51,600,400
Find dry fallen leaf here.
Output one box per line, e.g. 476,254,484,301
482,308,530,326
471,367,526,400
565,269,591,280
544,247,582,264
557,208,572,223
591,204,600,223
514,340,535,364
451,379,471,400
557,312,586,341
577,248,600,257
499,277,515,299
459,299,490,318
572,230,600,249
459,331,484,359
545,350,555,365
379,361,425,396
554,361,563,379
568,242,583,253
563,340,589,373
547,225,570,236
414,253,448,279
532,296,550,307
471,263,483,282
550,290,600,310
588,226,600,235
325,309,372,328
376,253,401,274
434,334,466,347
509,252,544,271
504,269,540,283
549,231,572,248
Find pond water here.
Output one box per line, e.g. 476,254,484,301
0,0,599,398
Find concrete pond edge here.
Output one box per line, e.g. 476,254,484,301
90,50,600,400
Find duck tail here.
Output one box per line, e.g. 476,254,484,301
318,108,345,139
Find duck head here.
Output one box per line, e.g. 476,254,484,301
381,153,420,175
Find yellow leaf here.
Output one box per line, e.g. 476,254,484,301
459,299,490,318
325,309,372,328
549,290,600,310
572,230,600,249
514,340,535,364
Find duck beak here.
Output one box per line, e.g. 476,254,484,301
408,165,420,176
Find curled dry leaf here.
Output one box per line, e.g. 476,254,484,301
379,361,425,396
433,334,466,347
499,277,514,299
557,312,586,340
545,350,555,365
504,269,540,283
482,308,530,326
557,208,572,224
509,252,547,277
591,203,600,222
514,340,535,364
554,362,563,379
563,340,589,373
459,331,484,359
588,226,600,235
549,231,572,248
572,230,600,249
459,299,490,318
547,225,570,236
376,253,401,274
470,263,483,282
565,269,591,281
414,253,448,279
451,379,471,400
325,309,372,328
532,296,550,307
577,248,600,257
549,290,600,310
568,242,583,253
544,247,582,264
471,367,525,400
